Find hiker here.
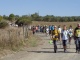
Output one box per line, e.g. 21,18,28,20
46,26,49,36
50,25,54,39
32,26,36,34
38,25,40,32
40,26,43,33
35,26,38,33
61,25,69,53
58,25,62,41
51,25,54,32
68,25,73,44
43,25,45,33
51,25,60,53
45,25,47,33
49,25,52,35
74,23,80,53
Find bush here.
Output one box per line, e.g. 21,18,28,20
15,17,32,26
0,16,3,21
0,21,8,28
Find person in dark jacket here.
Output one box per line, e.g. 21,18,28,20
74,23,80,53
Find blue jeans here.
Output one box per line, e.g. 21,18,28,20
75,37,80,51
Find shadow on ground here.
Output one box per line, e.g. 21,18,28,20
42,48,75,49
28,50,76,53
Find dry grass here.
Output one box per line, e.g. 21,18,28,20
32,21,79,29
0,27,25,57
0,26,42,57
25,31,42,47
0,27,25,51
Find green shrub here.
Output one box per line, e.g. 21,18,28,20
0,21,8,28
15,17,32,26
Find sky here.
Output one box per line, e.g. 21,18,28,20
0,0,80,16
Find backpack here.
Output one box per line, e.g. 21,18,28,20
75,29,80,37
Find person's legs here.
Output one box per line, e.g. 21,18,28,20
79,41,80,51
78,38,80,52
33,31,35,34
69,37,71,44
53,40,57,53
63,40,67,52
49,30,51,35
75,39,79,52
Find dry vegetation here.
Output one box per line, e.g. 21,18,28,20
0,27,40,50
26,31,42,47
0,26,42,57
0,27,24,57
0,27,24,51
32,21,79,29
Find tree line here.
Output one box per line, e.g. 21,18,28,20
0,12,80,27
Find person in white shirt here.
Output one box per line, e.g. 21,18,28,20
68,25,73,44
46,27,49,36
58,25,62,41
61,25,69,53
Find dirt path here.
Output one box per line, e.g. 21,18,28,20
0,33,80,60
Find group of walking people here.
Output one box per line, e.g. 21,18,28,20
31,23,80,53
32,25,48,34
51,23,80,53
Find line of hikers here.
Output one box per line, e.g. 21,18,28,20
31,23,80,53
31,25,49,34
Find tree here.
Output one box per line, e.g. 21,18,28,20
56,16,61,22
31,13,40,21
64,17,68,22
15,17,32,26
0,16,3,21
15,15,20,20
68,17,74,22
8,14,15,22
0,20,8,28
1,13,80,22
43,15,53,22
3,15,8,20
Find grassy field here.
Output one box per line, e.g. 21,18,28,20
32,21,79,29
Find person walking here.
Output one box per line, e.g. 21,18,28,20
68,25,73,44
49,25,52,35
46,26,49,36
74,23,80,53
58,25,62,48
32,26,36,35
51,26,60,53
58,25,62,41
61,25,69,53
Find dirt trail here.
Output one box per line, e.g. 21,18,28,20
0,33,80,60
